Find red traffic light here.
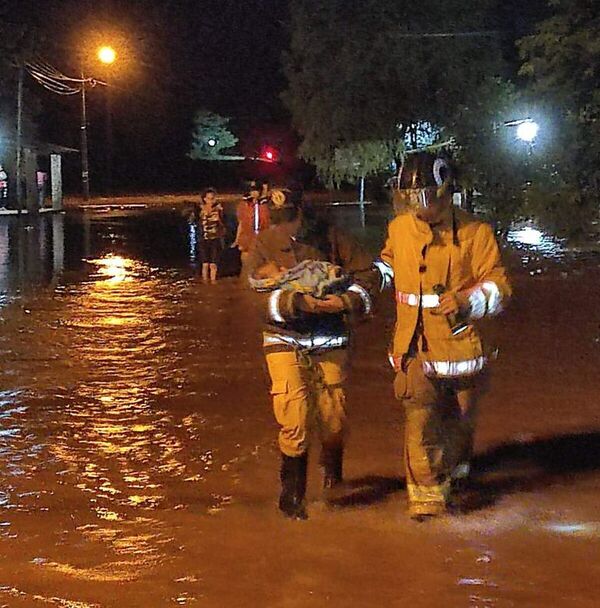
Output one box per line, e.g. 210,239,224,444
261,146,278,162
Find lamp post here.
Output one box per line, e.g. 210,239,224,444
80,46,116,200
98,46,116,66
516,120,539,144
15,64,24,212
504,118,540,145
98,47,116,194
80,70,90,200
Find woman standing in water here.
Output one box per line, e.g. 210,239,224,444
197,188,226,283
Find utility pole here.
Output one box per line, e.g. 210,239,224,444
105,82,113,194
80,72,90,200
15,64,24,213
358,175,366,229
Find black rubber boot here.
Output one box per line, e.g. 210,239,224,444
279,453,308,520
320,445,343,490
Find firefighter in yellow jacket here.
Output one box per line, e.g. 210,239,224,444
374,153,511,520
247,187,372,520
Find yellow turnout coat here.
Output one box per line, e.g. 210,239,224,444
378,207,511,377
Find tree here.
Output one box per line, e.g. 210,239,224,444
317,139,403,186
283,0,505,184
518,0,600,235
188,110,239,161
445,77,537,227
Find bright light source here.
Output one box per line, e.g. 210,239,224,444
506,224,565,258
98,46,117,65
260,146,277,162
207,138,217,147
94,255,129,284
517,120,539,143
508,226,544,246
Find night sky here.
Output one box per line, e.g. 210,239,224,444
4,0,546,194
6,0,291,193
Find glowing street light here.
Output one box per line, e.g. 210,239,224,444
516,120,539,143
207,138,217,147
98,46,117,65
81,45,118,199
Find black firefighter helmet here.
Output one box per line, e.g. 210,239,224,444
395,152,455,211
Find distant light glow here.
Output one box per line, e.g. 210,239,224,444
547,523,588,534
207,138,217,147
262,147,277,162
189,223,197,261
98,46,117,65
94,255,129,284
517,120,539,142
506,223,565,259
545,522,600,538
508,226,544,246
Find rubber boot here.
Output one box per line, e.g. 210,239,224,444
279,453,308,520
320,445,343,490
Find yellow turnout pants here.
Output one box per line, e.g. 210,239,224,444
266,349,348,457
395,355,481,516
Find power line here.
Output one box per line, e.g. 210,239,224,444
26,66,82,95
394,30,504,39
25,59,108,96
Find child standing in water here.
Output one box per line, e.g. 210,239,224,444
197,188,226,282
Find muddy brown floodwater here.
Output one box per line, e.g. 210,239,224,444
0,209,599,607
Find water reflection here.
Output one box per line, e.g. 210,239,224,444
1,207,599,605
546,521,600,538
54,255,186,518
0,210,259,596
92,255,131,284
188,223,198,263
0,214,66,306
506,223,566,259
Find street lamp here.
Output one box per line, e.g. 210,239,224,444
97,46,117,195
503,118,540,144
98,46,117,65
516,120,539,143
80,45,117,199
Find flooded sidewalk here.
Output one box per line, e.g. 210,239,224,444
0,210,599,607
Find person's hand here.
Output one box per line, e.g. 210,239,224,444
438,291,469,316
230,242,239,249
298,294,322,313
314,295,346,314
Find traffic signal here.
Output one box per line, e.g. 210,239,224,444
261,146,278,162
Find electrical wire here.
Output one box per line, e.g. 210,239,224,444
25,58,107,96
27,68,82,95
27,57,88,83
393,30,504,39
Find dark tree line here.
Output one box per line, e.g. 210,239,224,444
282,0,598,235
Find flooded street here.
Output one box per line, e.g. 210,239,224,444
0,209,599,607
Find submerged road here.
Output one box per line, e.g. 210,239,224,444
0,208,599,607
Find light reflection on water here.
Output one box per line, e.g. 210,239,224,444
0,210,268,602
506,224,566,260
2,209,596,605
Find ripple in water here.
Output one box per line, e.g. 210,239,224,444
506,224,566,260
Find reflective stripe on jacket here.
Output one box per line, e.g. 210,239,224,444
247,221,373,353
